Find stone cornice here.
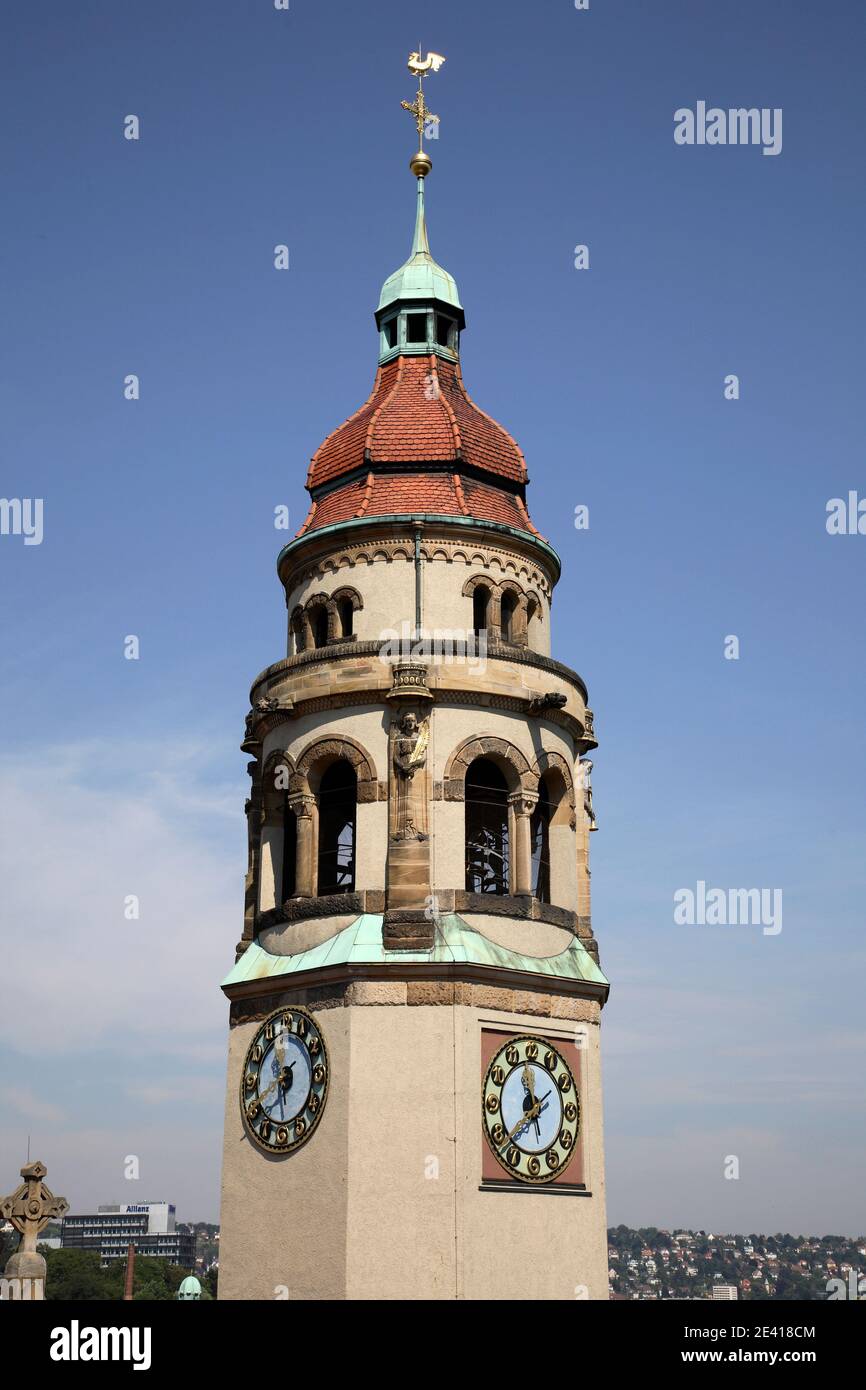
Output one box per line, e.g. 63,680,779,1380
249,640,590,707
223,960,609,1008
243,685,595,756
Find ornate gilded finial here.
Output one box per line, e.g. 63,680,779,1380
401,47,446,177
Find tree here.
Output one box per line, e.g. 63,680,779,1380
44,1249,122,1301
0,1227,19,1270
130,1257,187,1301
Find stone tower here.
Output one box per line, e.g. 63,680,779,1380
218,112,610,1301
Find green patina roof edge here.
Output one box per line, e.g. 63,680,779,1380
278,514,561,579
222,913,608,991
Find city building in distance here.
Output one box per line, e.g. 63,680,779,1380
61,1202,195,1268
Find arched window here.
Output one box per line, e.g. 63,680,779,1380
281,797,297,901
317,761,357,893
473,586,490,637
310,604,329,649
530,780,552,903
465,758,510,895
500,591,517,643
338,596,354,638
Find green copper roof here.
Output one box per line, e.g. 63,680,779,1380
222,914,608,989
377,175,462,314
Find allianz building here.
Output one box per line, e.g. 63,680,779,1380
61,1201,195,1267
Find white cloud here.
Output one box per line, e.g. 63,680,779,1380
0,1085,66,1126
0,739,243,1054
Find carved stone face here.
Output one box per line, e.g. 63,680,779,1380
400,714,418,735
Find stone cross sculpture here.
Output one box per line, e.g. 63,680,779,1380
0,1160,68,1300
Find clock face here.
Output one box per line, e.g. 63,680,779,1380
240,1006,329,1154
482,1036,580,1184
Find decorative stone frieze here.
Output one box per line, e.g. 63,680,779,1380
281,533,555,604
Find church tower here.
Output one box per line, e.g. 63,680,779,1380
218,56,610,1301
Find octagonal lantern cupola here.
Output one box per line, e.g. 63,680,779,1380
375,157,465,365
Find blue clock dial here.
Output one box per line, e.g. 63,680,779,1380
241,1006,329,1154
483,1036,579,1184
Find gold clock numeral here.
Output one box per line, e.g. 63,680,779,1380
558,1072,572,1092
295,1117,306,1139
313,1065,325,1084
247,1100,260,1120
544,1050,557,1072
564,1101,577,1122
264,1021,276,1041
275,1126,289,1146
308,1036,320,1055
244,1071,256,1091
295,1016,308,1038
281,1013,293,1029
260,1120,271,1143
525,1041,538,1060
505,1044,519,1065
505,1146,520,1168
309,1093,320,1114
560,1128,573,1150
485,1093,500,1114
527,1156,541,1176
546,1149,560,1170
491,1064,504,1085
251,1043,263,1063
491,1123,505,1145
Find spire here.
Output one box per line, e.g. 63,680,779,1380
410,173,431,258
376,48,463,353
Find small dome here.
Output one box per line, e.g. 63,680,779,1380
177,1275,203,1300
378,250,461,315
377,174,462,315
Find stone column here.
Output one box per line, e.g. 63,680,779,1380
258,803,282,912
509,790,537,897
384,666,434,949
489,588,502,639
513,595,529,646
238,764,263,956
290,795,316,898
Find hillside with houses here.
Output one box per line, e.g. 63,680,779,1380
608,1227,865,1300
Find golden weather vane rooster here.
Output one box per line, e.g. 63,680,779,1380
401,47,446,163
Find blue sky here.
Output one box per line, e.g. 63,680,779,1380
2,0,864,1234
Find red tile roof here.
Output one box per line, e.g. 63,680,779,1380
298,353,542,540
297,471,538,537
306,355,527,489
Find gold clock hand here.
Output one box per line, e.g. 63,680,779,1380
256,1074,280,1106
501,1100,541,1148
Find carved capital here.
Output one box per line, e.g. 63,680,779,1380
508,790,538,818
